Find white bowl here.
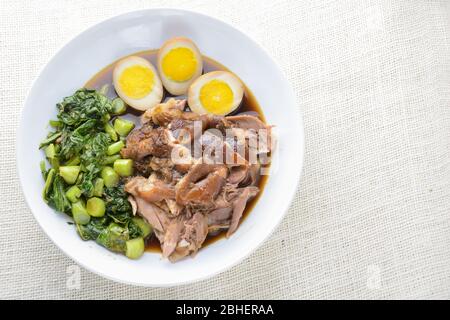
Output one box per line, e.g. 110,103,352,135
17,9,304,287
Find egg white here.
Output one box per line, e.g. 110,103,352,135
157,37,203,95
188,71,244,116
113,56,163,111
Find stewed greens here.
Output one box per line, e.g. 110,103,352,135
40,88,150,259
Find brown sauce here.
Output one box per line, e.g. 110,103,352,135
84,49,269,253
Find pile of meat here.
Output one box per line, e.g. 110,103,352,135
122,99,272,262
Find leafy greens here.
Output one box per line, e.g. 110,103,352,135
40,88,147,257
77,185,142,253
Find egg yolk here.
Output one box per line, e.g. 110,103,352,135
162,47,197,82
118,65,154,99
199,80,234,114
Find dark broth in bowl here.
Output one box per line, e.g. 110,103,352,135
85,49,269,253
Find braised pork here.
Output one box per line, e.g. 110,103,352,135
122,99,270,262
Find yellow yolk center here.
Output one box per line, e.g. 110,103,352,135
199,80,234,114
118,65,154,99
162,47,197,82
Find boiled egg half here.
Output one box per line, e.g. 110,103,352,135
113,56,163,111
157,37,203,95
188,71,244,116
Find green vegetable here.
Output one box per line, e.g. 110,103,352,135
76,172,83,185
44,144,56,159
112,98,126,115
97,223,130,253
59,119,97,160
59,166,80,184
48,174,71,213
86,197,106,217
104,186,135,224
66,185,82,203
72,201,90,225
65,155,80,166
113,159,133,177
102,154,121,165
55,89,113,163
107,141,124,155
42,168,55,202
104,123,118,142
50,158,60,170
49,120,61,128
78,133,110,196
40,88,144,259
93,178,104,197
56,89,112,128
75,185,143,256
102,113,111,123
40,160,47,179
76,216,109,241
40,89,112,184
101,166,119,188
113,118,134,137
125,237,144,259
132,217,152,238
39,131,62,149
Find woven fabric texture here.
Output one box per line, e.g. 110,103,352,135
1,0,450,299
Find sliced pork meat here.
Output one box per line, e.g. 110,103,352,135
121,125,175,160
226,114,268,130
121,98,270,262
133,156,152,176
226,114,273,155
226,186,259,237
165,199,183,216
139,180,174,203
125,175,175,203
148,157,175,182
228,163,260,186
162,218,184,258
120,123,154,159
228,165,249,185
247,163,261,185
146,156,193,182
168,213,209,262
168,114,229,147
169,118,198,145
200,114,230,131
141,98,187,126
183,213,209,251
128,195,137,216
137,127,175,159
207,206,233,234
175,163,228,206
200,130,249,167
174,162,192,174
132,195,170,241
149,157,173,172
143,98,230,133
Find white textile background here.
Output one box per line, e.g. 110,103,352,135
1,0,449,299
